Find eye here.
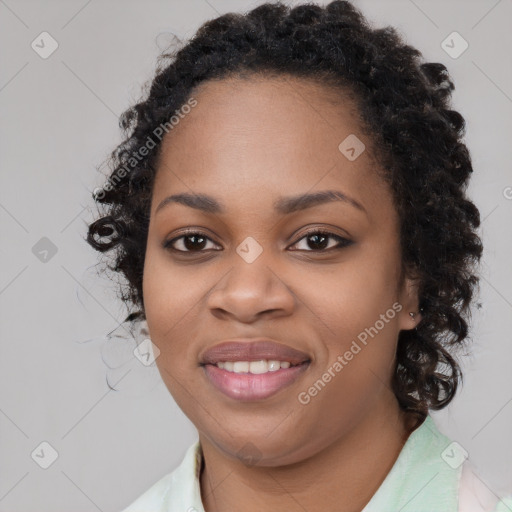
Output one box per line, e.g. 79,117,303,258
289,229,353,252
163,228,353,254
163,230,220,253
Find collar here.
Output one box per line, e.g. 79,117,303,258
123,415,465,512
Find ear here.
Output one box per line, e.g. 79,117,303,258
397,272,422,331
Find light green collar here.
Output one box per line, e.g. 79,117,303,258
175,415,460,512
362,415,460,511
122,415,487,511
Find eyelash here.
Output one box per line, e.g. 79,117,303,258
163,228,353,254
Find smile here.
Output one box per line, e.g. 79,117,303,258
202,360,310,401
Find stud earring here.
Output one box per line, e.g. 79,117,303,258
409,312,416,318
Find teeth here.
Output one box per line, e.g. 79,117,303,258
215,360,298,373
233,361,249,373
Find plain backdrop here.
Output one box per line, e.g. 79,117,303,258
1,0,511,510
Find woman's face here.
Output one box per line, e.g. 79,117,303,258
142,75,421,465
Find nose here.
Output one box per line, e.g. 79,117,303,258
206,255,296,324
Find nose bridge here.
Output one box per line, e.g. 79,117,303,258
227,238,279,295
206,237,295,320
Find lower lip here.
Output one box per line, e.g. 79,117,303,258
202,362,310,401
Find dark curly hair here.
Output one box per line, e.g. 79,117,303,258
86,0,483,417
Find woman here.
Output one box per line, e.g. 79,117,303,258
87,1,512,510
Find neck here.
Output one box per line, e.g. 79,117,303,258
199,399,421,512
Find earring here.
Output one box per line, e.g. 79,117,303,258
409,312,416,318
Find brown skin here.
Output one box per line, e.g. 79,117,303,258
142,75,423,512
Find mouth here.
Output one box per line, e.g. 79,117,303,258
201,360,311,401
199,339,312,401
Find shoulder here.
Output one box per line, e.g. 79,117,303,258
364,415,511,512
458,461,512,512
119,440,203,512
120,471,174,512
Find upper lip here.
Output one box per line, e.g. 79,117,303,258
200,339,311,366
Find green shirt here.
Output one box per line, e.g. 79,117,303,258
121,415,512,511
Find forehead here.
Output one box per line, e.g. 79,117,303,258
170,74,363,143
152,75,390,219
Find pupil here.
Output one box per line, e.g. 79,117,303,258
309,233,327,250
185,235,206,251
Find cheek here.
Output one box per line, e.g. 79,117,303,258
142,247,203,368
301,246,401,346
295,245,402,407
142,253,204,419
296,291,401,442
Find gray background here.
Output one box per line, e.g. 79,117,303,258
1,0,511,510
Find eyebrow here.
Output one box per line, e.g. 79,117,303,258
155,189,367,216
